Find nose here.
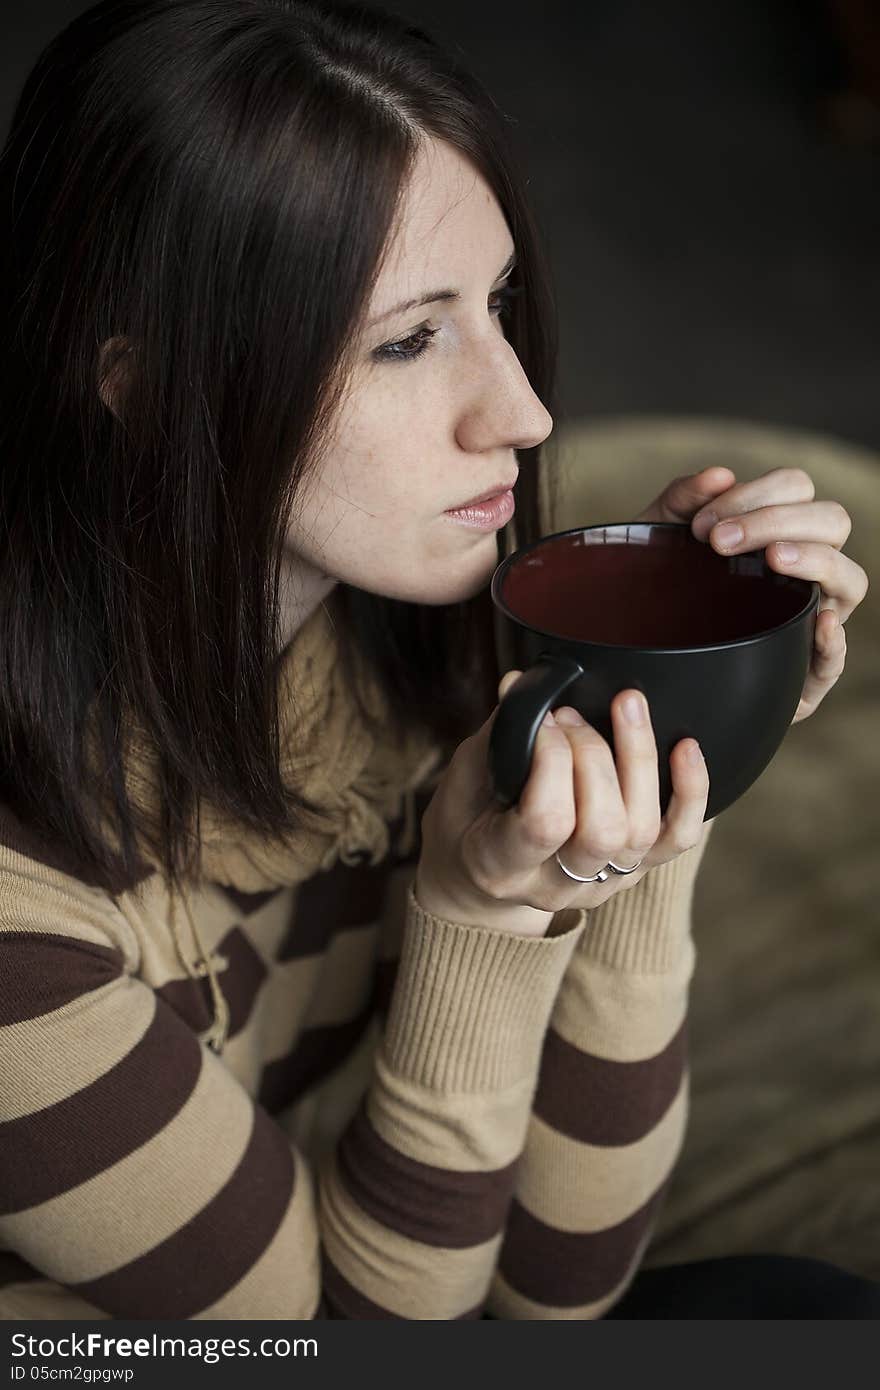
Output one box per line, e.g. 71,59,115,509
454,336,553,455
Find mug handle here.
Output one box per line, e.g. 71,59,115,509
488,653,584,808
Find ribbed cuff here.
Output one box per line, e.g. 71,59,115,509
380,883,588,1093
577,840,703,974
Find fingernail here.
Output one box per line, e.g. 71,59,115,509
542,710,556,727
776,542,799,565
622,693,645,726
714,521,744,549
554,706,584,726
686,741,702,765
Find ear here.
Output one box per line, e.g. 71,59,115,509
96,335,135,420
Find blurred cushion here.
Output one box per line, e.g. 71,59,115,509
550,415,880,1280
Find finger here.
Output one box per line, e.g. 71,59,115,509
443,679,537,820
551,708,629,877
607,689,661,855
654,737,710,857
791,611,848,723
646,467,737,524
703,501,851,556
691,468,816,542
765,541,868,623
491,712,577,873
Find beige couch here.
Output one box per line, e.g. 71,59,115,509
549,416,879,1281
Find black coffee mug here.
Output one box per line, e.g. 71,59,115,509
488,522,820,821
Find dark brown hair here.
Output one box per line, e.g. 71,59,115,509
0,0,560,895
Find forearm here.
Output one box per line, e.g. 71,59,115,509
317,881,588,1317
486,820,715,1319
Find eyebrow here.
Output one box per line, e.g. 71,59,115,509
367,248,517,328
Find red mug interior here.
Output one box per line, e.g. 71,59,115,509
498,524,810,648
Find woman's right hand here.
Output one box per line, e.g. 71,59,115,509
413,671,711,937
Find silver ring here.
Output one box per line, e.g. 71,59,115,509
554,851,610,883
606,858,643,875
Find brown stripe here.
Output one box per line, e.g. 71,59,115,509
498,1184,667,1307
0,1005,202,1214
154,974,212,1036
257,999,375,1115
277,860,390,960
155,925,267,1041
73,1107,296,1318
319,1249,484,1319
0,932,124,1026
337,1098,519,1249
533,1020,687,1146
0,801,151,894
0,1251,40,1288
373,956,399,1020
217,884,282,916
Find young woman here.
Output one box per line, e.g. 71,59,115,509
0,0,869,1320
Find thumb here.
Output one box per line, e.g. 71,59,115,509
638,466,737,524
497,668,523,702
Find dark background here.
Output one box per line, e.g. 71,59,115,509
3,0,879,447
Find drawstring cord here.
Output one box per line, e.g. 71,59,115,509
168,883,230,1055
163,792,418,1057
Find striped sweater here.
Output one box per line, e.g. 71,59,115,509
0,592,714,1320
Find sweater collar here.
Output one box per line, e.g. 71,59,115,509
106,589,442,894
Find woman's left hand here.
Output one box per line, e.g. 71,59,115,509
634,466,869,724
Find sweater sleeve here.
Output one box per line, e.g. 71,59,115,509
0,854,587,1321
485,818,716,1319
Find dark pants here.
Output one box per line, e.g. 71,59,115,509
602,1254,880,1319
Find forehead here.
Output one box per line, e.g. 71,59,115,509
378,137,511,286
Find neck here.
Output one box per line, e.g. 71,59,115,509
278,549,338,652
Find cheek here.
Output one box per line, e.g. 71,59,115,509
300,378,459,559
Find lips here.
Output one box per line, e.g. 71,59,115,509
447,477,518,511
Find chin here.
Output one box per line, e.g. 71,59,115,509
423,565,495,607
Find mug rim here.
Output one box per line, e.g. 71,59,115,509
490,520,821,654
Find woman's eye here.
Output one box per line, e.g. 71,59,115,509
372,281,523,364
489,283,522,320
373,325,439,363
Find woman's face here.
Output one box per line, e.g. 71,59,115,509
281,135,553,640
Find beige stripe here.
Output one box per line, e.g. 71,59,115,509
550,934,694,1064
366,1045,535,1171
515,1078,688,1233
0,1280,111,1321
0,1049,254,1282
320,1151,502,1319
238,884,298,959
298,925,379,1030
212,1021,265,1097
240,952,322,1060
259,924,379,1064
0,862,137,963
1,978,155,1120
487,1229,654,1320
195,1152,319,1319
